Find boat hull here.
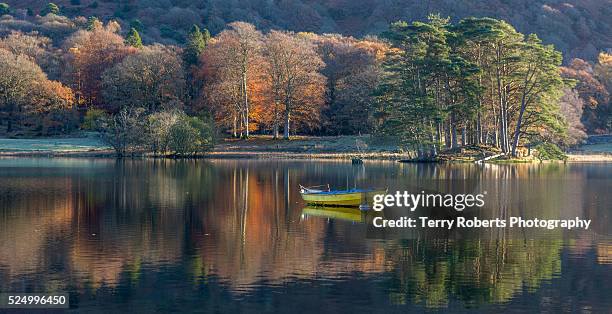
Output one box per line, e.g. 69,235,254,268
300,189,386,207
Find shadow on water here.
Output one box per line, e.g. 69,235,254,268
0,158,610,312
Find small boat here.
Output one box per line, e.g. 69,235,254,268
299,185,387,207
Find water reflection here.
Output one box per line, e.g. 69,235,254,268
0,158,610,312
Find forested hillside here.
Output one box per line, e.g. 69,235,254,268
1,0,611,62
0,1,610,159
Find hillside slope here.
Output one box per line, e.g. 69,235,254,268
2,0,611,62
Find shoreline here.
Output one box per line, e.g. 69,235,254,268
1,149,611,162
2,135,611,162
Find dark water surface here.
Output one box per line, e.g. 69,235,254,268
0,158,610,313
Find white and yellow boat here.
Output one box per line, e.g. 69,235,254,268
299,185,387,207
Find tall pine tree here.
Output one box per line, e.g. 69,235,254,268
183,25,210,66
184,25,211,107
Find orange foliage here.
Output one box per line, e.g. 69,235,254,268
64,26,136,109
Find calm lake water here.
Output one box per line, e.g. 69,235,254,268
0,158,610,313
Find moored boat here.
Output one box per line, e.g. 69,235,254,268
299,185,387,207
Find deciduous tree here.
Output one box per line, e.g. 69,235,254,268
64,23,135,108
200,22,264,137
102,44,185,113
0,48,74,135
263,31,325,139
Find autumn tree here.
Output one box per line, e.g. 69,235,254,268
0,48,74,135
560,58,610,134
0,31,61,80
0,49,44,133
201,22,263,137
557,88,587,146
262,30,286,138
594,53,612,131
262,31,325,139
64,22,135,108
28,80,76,135
315,34,387,135
102,44,185,113
219,22,263,138
198,47,243,137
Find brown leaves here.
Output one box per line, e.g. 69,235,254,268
64,25,136,108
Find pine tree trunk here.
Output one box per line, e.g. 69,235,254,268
450,114,458,149
429,120,437,157
437,122,442,148
511,90,529,157
476,112,482,145
445,122,452,149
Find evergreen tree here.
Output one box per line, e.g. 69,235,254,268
0,3,9,15
377,15,480,158
510,34,565,156
183,25,211,105
125,28,143,48
41,2,60,16
377,17,566,158
183,25,209,66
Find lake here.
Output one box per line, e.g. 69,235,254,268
0,158,610,313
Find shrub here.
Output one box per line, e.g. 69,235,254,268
164,115,214,156
535,143,567,161
187,116,215,152
146,111,215,156
82,108,107,130
96,107,145,157
146,110,181,154
168,118,199,155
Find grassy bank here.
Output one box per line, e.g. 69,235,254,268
1,134,611,162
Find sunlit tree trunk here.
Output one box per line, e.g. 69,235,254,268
283,98,291,139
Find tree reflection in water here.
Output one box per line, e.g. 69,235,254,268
0,159,610,312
